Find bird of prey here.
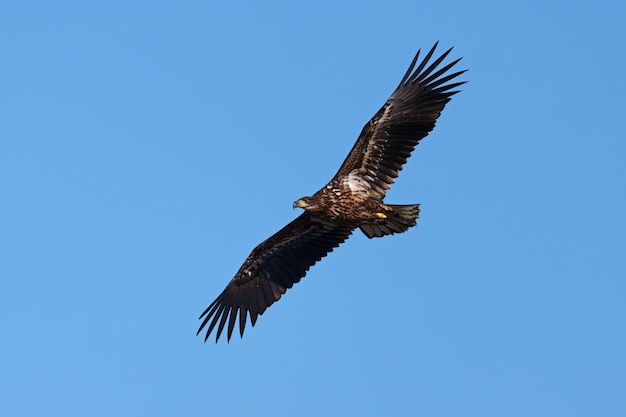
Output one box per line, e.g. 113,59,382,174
198,42,466,343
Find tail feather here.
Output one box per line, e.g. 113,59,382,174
359,204,420,239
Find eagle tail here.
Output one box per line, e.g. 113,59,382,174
359,204,420,239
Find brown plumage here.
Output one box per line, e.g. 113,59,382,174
198,42,466,343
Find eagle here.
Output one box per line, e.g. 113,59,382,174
198,42,466,343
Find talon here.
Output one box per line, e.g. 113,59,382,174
376,212,387,219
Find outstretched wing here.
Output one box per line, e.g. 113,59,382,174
331,42,466,199
198,214,353,343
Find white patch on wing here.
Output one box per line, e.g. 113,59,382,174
343,170,371,197
373,102,393,127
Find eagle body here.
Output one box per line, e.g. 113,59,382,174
294,175,420,238
198,43,466,343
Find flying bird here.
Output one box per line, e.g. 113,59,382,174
198,42,466,343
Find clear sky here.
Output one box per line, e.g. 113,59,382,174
1,1,625,416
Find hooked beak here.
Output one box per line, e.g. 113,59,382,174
293,199,308,209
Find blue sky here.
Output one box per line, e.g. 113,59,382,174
2,1,625,416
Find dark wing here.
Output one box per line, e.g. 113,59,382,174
198,214,353,343
331,42,467,199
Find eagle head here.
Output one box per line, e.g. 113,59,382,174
293,196,319,211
